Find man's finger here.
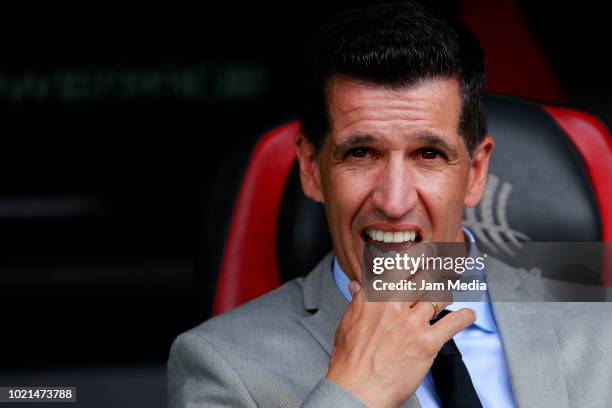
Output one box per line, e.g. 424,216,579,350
340,280,365,326
404,268,452,305
430,308,476,341
411,300,452,321
349,280,361,297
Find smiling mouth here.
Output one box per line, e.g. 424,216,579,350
362,229,422,244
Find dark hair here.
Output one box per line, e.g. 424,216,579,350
299,1,486,154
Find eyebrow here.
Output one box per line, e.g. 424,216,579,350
332,133,460,159
333,134,377,154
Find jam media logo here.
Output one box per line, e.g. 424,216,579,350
463,174,530,256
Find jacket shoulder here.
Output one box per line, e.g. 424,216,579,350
177,277,312,352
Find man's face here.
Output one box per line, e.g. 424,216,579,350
296,76,493,281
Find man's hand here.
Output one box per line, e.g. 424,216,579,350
326,281,475,408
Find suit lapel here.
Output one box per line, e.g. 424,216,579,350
298,251,348,355
298,252,422,408
488,259,570,408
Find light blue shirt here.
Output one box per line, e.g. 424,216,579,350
332,227,516,408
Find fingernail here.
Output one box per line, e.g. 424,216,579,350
349,281,360,295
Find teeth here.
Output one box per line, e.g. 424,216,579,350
366,229,418,243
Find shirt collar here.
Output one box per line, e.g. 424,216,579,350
331,226,498,333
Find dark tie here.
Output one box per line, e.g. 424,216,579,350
430,310,483,408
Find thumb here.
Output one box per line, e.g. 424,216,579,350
349,280,361,296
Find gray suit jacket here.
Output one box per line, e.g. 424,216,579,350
168,252,612,407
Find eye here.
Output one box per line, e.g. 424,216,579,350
348,147,372,158
420,149,441,160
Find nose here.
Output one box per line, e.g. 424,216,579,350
371,153,418,219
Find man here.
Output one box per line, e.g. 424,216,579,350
168,3,612,407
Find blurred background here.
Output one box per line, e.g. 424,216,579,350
0,1,610,406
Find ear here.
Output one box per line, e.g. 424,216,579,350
295,131,324,203
464,136,495,207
